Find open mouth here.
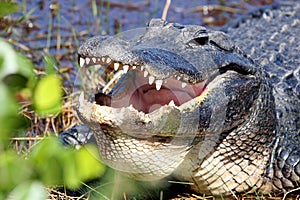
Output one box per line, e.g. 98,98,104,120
79,55,208,114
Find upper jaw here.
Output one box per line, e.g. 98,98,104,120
77,52,202,93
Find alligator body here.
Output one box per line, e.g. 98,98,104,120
61,2,300,196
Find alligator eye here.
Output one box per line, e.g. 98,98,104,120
193,36,209,45
187,36,209,48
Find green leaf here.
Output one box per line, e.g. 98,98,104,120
7,181,47,200
44,54,58,75
30,137,64,185
0,84,28,139
3,74,28,94
0,151,33,192
75,145,106,181
0,39,34,138
0,38,33,81
33,74,62,115
0,2,19,18
30,137,106,189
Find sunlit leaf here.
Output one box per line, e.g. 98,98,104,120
30,137,106,189
76,145,105,181
0,39,33,81
7,181,47,200
0,2,19,18
33,74,62,115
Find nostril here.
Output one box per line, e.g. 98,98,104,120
95,92,112,106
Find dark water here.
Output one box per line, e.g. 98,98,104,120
1,0,274,78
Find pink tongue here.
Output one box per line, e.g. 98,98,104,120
129,82,205,114
145,89,195,113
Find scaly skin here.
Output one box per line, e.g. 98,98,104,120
60,2,300,196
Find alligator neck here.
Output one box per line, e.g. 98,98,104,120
174,75,277,195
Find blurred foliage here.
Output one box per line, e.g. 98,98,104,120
0,38,33,140
0,2,106,199
33,74,62,115
30,137,105,189
0,1,19,18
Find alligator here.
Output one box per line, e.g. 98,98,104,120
60,2,300,197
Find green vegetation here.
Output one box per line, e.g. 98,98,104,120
0,2,105,199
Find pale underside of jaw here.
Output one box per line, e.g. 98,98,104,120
78,55,209,115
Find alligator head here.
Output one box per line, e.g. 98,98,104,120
76,19,266,188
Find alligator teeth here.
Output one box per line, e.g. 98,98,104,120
92,57,96,63
79,57,85,67
106,57,111,63
85,57,90,65
123,65,129,73
181,82,187,88
155,80,163,90
101,57,106,62
168,100,175,106
114,63,120,71
149,76,155,85
141,66,144,71
120,107,125,113
97,58,101,62
144,71,149,77
132,65,136,69
79,91,84,103
177,76,181,81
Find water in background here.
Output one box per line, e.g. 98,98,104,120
1,0,274,73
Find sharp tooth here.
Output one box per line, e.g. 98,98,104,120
141,66,144,71
123,65,129,73
132,65,136,69
114,63,120,71
155,80,163,90
144,71,149,77
85,57,90,65
79,91,84,100
159,106,164,112
79,57,85,67
97,58,101,62
101,57,106,62
106,57,111,63
177,76,181,80
181,82,187,88
92,57,96,63
168,100,175,106
149,76,155,85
